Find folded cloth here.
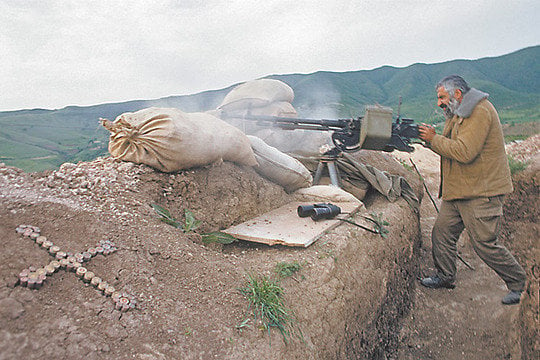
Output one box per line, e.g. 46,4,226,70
339,153,419,213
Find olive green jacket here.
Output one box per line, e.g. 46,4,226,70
429,89,513,200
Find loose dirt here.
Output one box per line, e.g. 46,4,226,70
392,138,539,359
0,149,423,360
0,135,537,359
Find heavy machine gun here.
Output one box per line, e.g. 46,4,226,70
222,105,419,155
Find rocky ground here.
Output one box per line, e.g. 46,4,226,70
0,134,537,359
0,149,423,360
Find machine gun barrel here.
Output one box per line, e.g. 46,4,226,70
221,106,419,153
223,113,353,132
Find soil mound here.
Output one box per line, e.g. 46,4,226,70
0,151,422,359
501,156,540,359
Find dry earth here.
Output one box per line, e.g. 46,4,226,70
0,135,537,359
392,138,539,360
0,150,423,360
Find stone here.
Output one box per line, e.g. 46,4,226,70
0,298,25,319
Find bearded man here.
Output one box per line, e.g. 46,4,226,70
418,75,526,305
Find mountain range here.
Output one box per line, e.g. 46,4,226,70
1,45,538,172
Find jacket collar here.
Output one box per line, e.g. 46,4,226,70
455,88,489,118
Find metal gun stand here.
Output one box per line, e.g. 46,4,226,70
313,152,342,188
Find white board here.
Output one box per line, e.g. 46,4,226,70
223,201,363,247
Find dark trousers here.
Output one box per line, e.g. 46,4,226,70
432,195,526,291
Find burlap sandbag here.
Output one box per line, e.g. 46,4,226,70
101,107,257,172
217,101,298,135
248,135,312,192
218,79,294,112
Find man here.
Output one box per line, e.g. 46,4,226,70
418,75,526,305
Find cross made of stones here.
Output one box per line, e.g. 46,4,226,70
15,225,136,311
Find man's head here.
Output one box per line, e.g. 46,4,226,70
436,75,471,118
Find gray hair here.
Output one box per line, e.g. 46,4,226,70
436,75,471,95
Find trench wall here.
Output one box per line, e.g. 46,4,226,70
227,194,422,359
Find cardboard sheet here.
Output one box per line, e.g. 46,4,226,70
222,201,363,247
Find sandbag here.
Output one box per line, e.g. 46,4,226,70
248,135,312,192
254,130,332,157
218,79,294,112
101,107,257,172
218,101,298,135
293,185,362,204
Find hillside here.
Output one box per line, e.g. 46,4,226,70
1,45,539,172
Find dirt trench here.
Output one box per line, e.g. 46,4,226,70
392,142,539,360
0,150,425,360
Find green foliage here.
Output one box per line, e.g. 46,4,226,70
201,232,238,245
239,273,298,344
235,318,252,332
3,46,538,172
397,158,413,172
151,204,182,228
317,248,337,262
507,156,528,175
182,209,201,233
369,213,390,239
504,135,529,143
150,204,201,233
151,204,242,244
274,260,304,279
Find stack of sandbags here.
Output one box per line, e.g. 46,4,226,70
101,107,257,173
214,79,297,134
213,79,332,157
217,79,295,115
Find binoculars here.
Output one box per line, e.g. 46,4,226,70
297,203,342,221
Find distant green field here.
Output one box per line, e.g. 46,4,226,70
2,45,538,172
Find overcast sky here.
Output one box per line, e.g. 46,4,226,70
1,0,538,111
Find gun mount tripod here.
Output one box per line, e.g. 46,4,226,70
313,149,343,187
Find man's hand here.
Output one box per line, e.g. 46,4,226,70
418,124,436,142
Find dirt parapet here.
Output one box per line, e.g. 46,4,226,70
0,153,421,359
501,157,540,359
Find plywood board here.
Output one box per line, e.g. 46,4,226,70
222,201,363,247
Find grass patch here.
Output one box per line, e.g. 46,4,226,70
150,204,240,244
369,212,390,239
504,134,529,143
239,273,300,344
508,156,528,175
274,260,305,279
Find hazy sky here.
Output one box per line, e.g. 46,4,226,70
1,0,538,111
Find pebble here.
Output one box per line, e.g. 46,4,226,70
0,298,25,319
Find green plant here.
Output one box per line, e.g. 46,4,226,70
274,260,305,279
202,232,238,245
317,248,338,262
239,273,297,344
150,204,201,233
182,209,201,233
507,155,527,175
504,134,528,143
235,318,252,332
151,204,182,228
369,212,390,239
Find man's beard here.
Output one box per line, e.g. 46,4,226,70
441,97,460,119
